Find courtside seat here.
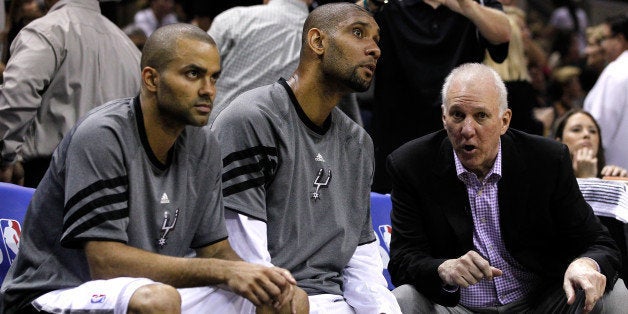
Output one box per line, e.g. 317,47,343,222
370,192,395,290
577,178,628,288
0,182,35,284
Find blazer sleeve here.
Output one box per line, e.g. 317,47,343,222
553,145,621,290
386,152,459,306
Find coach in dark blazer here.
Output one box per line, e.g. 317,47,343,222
387,63,624,313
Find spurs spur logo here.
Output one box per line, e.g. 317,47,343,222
157,208,179,248
311,168,332,201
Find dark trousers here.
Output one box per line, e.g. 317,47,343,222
393,280,628,314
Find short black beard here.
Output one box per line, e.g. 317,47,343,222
346,69,371,92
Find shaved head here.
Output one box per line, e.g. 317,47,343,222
141,23,217,72
301,3,369,51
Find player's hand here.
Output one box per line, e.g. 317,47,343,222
601,165,628,178
563,258,606,314
573,147,598,178
225,262,296,309
273,269,296,312
437,250,502,287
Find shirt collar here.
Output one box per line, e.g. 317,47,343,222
49,0,101,13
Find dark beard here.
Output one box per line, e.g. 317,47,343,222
345,69,371,92
156,83,210,128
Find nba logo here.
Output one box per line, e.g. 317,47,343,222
0,219,22,267
91,294,107,304
378,224,392,252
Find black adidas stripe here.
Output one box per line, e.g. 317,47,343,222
63,192,128,232
64,176,128,215
223,177,266,197
222,146,277,167
222,157,277,182
61,207,129,247
223,163,263,182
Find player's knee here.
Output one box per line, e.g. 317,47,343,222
293,287,309,313
127,283,181,314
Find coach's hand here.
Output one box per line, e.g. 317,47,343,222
437,250,503,288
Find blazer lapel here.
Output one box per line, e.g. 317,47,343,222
498,132,528,230
435,138,473,247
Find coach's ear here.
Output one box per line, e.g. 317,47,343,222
142,67,159,92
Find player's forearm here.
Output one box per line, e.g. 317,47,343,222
84,240,238,288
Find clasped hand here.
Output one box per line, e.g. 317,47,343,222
226,262,298,312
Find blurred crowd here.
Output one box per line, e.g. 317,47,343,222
1,1,627,312
0,0,242,65
0,0,627,186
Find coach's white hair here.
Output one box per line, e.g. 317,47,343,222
441,63,508,116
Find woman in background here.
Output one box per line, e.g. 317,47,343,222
554,109,627,178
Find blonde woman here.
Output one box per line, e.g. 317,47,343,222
485,6,544,135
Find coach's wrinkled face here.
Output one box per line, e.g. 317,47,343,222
443,75,511,180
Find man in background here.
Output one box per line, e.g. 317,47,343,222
133,0,178,37
0,0,141,187
208,0,311,123
583,14,628,171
